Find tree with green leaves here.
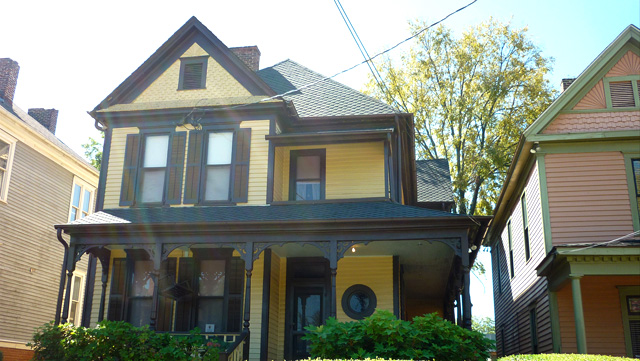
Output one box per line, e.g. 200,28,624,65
82,133,103,171
366,18,556,215
472,316,495,335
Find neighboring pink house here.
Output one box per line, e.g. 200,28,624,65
485,25,640,358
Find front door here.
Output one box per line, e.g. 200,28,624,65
285,257,330,360
290,286,324,359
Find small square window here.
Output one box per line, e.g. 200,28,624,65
179,57,208,90
69,177,95,222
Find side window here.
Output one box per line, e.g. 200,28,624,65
289,149,326,201
179,57,208,90
0,132,16,202
632,158,640,220
69,178,95,222
522,193,530,261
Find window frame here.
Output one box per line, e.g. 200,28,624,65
0,130,17,203
199,130,235,205
522,193,531,262
529,303,539,353
63,269,85,326
603,75,640,109
178,56,208,90
507,220,515,279
494,244,502,295
288,149,326,201
135,130,174,207
68,176,95,222
624,153,640,232
617,286,640,358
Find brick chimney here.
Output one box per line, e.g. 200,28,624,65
28,108,58,134
561,78,576,92
230,46,261,72
0,58,20,107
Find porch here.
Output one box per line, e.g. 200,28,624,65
55,201,488,360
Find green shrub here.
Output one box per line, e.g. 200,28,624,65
304,310,494,361
498,355,633,361
28,321,225,361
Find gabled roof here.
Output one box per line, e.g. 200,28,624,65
92,16,276,114
1,101,94,169
524,24,640,138
258,59,397,118
415,159,455,204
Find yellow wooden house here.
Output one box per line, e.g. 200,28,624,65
55,17,489,360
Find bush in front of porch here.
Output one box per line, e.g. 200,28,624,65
303,310,493,361
28,321,226,361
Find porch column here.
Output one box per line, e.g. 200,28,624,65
461,234,472,330
61,245,78,324
243,242,255,358
570,275,587,354
97,266,109,322
149,243,162,331
329,240,338,318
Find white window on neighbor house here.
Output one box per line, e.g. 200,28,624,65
69,177,95,222
68,273,85,325
0,130,17,203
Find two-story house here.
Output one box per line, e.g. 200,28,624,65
0,59,99,361
54,17,490,361
486,25,640,358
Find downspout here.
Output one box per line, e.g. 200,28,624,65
55,228,68,325
394,115,402,203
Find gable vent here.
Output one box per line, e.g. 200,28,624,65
182,63,204,90
610,81,635,107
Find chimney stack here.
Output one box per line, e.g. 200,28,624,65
0,58,20,107
230,46,261,72
561,78,576,92
28,108,58,134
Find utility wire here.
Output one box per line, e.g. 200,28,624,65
181,0,478,119
556,230,640,254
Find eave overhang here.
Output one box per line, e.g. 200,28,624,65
265,128,393,145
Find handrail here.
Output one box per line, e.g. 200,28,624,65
219,330,249,361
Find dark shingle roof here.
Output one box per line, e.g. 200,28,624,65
1,102,94,168
258,60,397,118
416,159,455,204
66,201,460,226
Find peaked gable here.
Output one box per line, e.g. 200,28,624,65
525,25,640,138
93,17,275,113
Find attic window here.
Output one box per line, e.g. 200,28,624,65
179,57,208,90
605,76,640,109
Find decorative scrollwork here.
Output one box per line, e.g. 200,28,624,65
299,241,331,259
162,244,190,260
337,241,371,260
252,242,285,262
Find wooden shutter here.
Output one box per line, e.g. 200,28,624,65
610,81,636,107
183,131,204,204
119,134,141,206
231,128,251,203
174,258,195,331
166,132,186,205
107,258,126,321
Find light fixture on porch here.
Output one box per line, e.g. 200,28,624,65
351,247,356,253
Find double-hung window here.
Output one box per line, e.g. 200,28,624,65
204,132,233,201
140,135,170,204
69,178,95,222
522,194,530,261
289,149,326,201
507,221,514,278
0,132,16,202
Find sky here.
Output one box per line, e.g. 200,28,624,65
2,0,639,320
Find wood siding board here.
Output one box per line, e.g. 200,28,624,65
336,256,394,321
0,142,90,343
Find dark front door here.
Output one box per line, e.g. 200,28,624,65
290,286,324,359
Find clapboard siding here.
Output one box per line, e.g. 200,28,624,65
557,275,640,356
546,152,635,246
103,127,139,209
275,142,385,201
336,256,394,321
0,142,89,343
267,253,283,361
248,257,264,360
493,163,553,356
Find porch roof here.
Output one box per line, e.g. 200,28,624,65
61,201,462,227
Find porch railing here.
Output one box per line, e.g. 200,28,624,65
219,330,249,361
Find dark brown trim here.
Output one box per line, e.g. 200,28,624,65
392,255,399,318
259,249,272,361
288,149,326,201
266,129,391,146
81,254,97,327
95,127,112,211
270,197,388,206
